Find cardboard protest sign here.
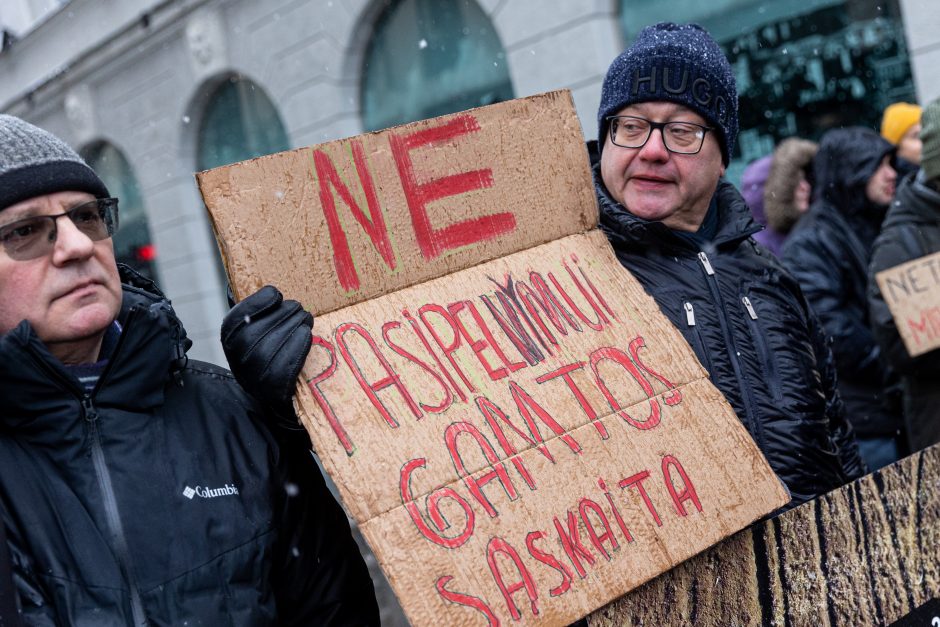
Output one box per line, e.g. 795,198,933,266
875,251,940,357
197,90,789,626
590,443,940,627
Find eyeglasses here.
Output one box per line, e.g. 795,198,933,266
607,116,713,154
0,197,119,261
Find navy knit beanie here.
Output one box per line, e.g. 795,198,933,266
0,114,109,211
598,23,738,165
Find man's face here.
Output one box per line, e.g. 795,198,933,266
897,123,922,164
600,101,725,232
0,191,122,362
865,156,898,207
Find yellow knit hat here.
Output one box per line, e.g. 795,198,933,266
880,102,922,144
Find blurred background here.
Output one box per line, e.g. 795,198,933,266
2,2,936,623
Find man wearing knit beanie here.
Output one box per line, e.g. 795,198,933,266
0,114,120,360
595,23,864,509
869,95,940,455
880,101,922,178
0,116,378,624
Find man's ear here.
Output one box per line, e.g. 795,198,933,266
720,164,727,178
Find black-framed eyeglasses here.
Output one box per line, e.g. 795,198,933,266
607,115,713,154
0,197,119,261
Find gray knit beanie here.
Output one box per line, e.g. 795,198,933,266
921,97,940,183
0,114,109,211
597,22,738,165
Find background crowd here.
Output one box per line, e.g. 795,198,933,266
742,96,940,471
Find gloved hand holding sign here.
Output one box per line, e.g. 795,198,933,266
222,285,313,433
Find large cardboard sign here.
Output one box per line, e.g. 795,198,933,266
197,91,789,626
590,443,940,627
875,251,940,357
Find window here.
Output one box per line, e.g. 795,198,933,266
196,75,289,298
618,0,916,179
361,0,514,132
197,75,290,171
82,142,158,282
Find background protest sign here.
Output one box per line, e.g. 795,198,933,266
197,91,789,626
590,443,940,627
875,251,940,357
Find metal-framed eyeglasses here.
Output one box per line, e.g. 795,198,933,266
607,115,713,155
0,197,119,261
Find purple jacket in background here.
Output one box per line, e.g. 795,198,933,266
740,155,786,256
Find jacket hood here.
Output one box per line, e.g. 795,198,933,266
814,126,895,216
764,137,817,233
595,165,761,251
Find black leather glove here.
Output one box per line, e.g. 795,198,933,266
222,286,313,426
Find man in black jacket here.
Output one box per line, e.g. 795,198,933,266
592,22,864,508
869,96,940,453
782,127,901,470
0,115,378,625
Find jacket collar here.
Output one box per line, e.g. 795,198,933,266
0,282,190,433
594,164,761,252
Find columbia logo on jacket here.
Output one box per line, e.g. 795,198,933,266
182,484,240,499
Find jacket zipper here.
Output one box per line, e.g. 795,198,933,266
82,396,148,626
741,296,783,403
696,251,766,450
682,301,715,375
21,308,151,624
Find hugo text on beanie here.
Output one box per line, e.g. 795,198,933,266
597,22,739,165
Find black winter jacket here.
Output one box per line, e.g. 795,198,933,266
868,170,940,451
596,173,865,507
782,127,899,437
0,279,378,625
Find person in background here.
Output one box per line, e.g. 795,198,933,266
881,101,922,179
0,115,378,625
869,95,940,453
740,155,780,254
782,126,902,470
591,21,864,509
762,138,818,255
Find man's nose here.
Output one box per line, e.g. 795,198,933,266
51,215,95,264
638,128,670,161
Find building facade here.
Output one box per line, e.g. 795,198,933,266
900,0,940,104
